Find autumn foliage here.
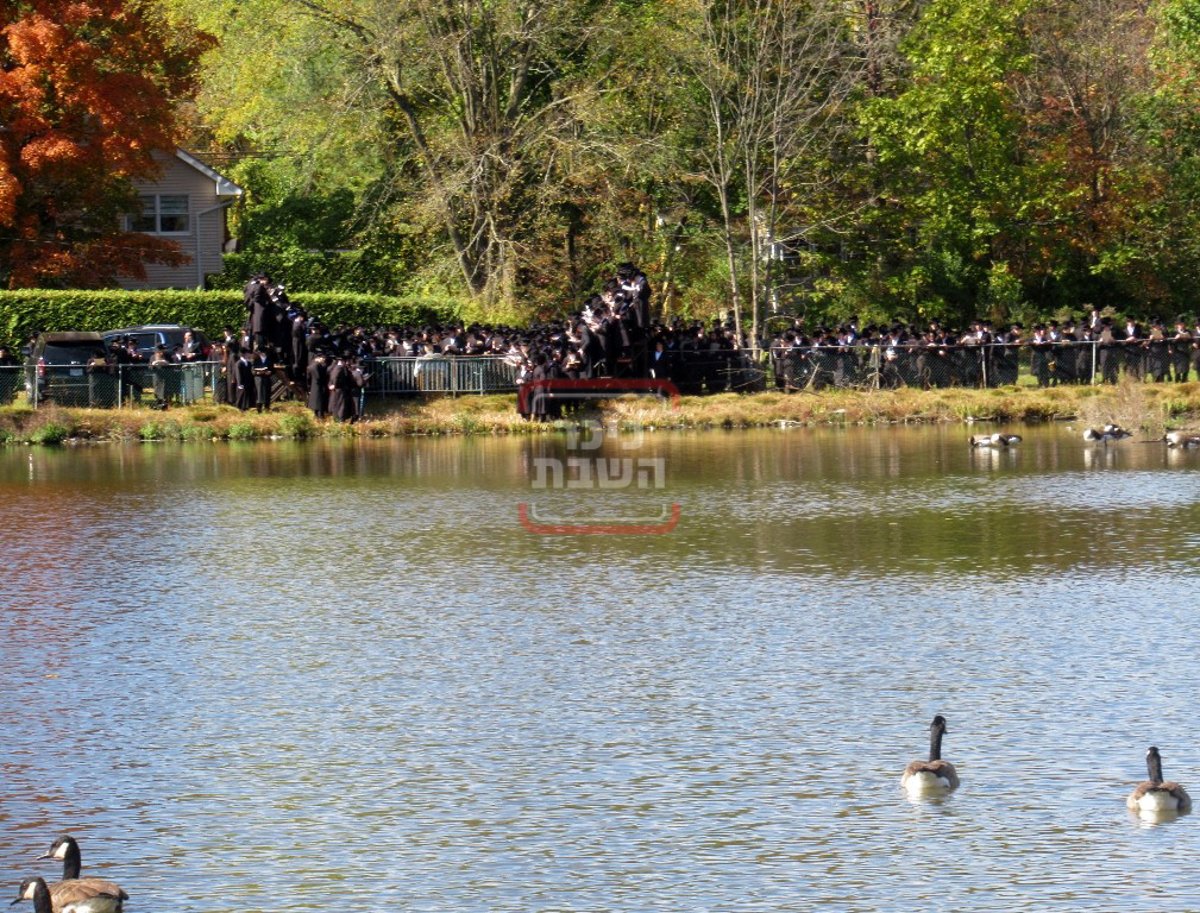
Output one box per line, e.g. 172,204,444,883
0,0,209,288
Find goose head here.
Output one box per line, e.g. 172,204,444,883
10,878,49,913
39,835,81,880
1146,746,1165,785
38,835,77,863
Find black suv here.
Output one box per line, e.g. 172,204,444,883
25,332,113,407
103,325,212,359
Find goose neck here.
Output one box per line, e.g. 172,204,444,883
928,724,944,762
1147,750,1165,785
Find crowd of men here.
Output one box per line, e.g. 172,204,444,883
9,267,1200,415
238,264,1196,420
766,310,1200,390
205,275,371,421
236,265,1200,409
219,265,762,421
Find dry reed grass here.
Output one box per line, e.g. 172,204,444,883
4,382,1200,444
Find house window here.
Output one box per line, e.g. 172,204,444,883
129,195,190,234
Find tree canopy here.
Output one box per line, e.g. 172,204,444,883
0,0,209,288
12,0,1200,326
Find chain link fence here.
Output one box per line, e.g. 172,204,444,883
0,362,220,408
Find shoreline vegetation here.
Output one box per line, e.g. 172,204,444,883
3,379,1200,445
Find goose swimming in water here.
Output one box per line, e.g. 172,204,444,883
37,836,127,913
1083,423,1133,443
1127,746,1191,816
11,878,124,913
1164,431,1200,448
901,715,959,795
969,433,1022,448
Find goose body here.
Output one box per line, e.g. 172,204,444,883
969,433,1022,448
12,878,124,913
38,837,127,913
1164,431,1200,448
1126,747,1191,816
901,715,959,795
1083,423,1132,443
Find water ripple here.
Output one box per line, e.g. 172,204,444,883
0,430,1198,910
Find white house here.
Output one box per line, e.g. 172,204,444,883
118,149,242,290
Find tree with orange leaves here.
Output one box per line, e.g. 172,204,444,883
0,0,208,288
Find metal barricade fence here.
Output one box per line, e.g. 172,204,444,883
658,349,768,394
764,341,1135,390
363,356,522,396
4,343,1196,409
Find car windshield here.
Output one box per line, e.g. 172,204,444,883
40,344,105,363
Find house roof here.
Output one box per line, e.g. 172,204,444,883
174,149,243,198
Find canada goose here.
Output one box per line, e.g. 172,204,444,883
969,432,1022,447
1164,431,1200,448
37,837,127,913
1126,746,1192,816
1083,423,1133,443
11,878,123,913
901,714,959,795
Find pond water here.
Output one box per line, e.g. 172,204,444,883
1,424,1199,911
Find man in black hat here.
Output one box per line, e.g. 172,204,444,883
1097,316,1120,384
307,353,329,419
1147,318,1169,382
290,308,309,384
251,347,274,412
1171,317,1192,383
1030,324,1052,387
246,273,272,348
1123,315,1145,381
994,323,1021,386
149,343,173,408
233,348,255,411
1058,319,1083,385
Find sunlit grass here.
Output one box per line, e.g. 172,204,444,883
3,380,1200,444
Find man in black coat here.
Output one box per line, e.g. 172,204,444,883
307,354,329,418
252,348,274,412
1171,317,1193,383
247,274,272,348
233,350,255,410
291,310,309,383
328,357,356,422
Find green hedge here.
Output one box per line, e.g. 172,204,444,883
0,290,463,343
210,250,402,295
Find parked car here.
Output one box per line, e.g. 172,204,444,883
102,325,213,359
24,332,112,406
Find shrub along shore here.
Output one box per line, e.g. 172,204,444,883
2,380,1198,445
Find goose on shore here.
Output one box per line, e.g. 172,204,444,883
1127,746,1192,816
37,836,127,913
901,714,959,795
11,877,124,913
1083,423,1133,443
969,433,1022,448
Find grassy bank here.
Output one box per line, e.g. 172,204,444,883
2,380,1199,444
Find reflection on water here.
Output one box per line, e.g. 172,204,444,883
1,426,1199,911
